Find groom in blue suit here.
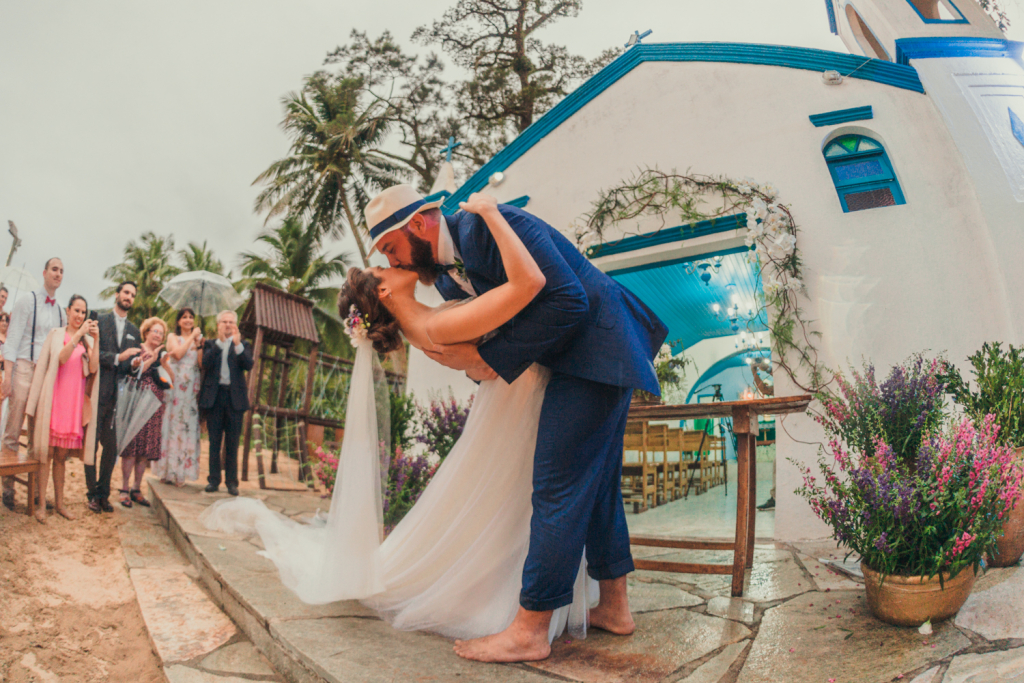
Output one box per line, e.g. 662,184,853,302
368,185,668,662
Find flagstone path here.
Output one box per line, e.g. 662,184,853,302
145,478,1024,683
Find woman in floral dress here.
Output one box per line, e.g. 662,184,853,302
155,308,203,486
119,317,174,507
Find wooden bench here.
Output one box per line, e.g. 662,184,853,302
622,422,659,512
0,452,41,517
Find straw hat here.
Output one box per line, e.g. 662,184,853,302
365,184,445,252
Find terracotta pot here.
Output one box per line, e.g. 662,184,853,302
861,562,976,627
989,447,1024,568
334,428,345,444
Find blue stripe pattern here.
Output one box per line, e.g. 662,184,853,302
894,37,1024,65
809,105,874,127
1011,108,1024,148
587,214,748,259
443,43,924,212
369,199,427,240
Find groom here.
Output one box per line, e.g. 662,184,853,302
368,185,667,662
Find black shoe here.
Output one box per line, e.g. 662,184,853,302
87,499,102,514
130,490,151,507
226,485,239,497
2,491,13,511
204,484,219,493
99,499,115,513
757,496,776,511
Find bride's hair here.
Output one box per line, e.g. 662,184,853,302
337,269,403,354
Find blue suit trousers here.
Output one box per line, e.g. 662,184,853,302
520,372,635,612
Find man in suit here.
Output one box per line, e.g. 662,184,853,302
85,280,143,513
199,310,252,496
368,185,668,663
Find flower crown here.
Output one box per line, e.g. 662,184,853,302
344,305,370,343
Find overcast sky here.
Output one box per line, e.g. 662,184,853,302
1,0,1021,309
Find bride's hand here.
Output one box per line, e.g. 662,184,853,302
458,193,498,216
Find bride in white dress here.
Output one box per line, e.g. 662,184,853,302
202,193,595,643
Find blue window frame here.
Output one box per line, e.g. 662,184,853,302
823,134,906,212
903,0,968,24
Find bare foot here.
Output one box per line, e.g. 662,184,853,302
454,630,550,663
55,506,76,521
34,510,47,524
589,601,636,635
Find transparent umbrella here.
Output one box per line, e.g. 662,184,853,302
158,271,243,317
116,368,163,455
0,265,39,298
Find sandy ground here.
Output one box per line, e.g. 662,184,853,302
0,464,164,683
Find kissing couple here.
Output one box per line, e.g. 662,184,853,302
203,185,668,663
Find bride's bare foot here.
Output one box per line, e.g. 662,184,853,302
588,576,636,635
55,506,76,521
453,607,552,663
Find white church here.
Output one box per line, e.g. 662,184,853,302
407,0,1024,541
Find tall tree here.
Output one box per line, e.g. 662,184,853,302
101,232,181,325
179,240,227,276
238,217,351,352
413,0,618,162
253,73,404,266
325,31,466,193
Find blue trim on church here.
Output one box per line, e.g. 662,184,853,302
442,43,924,212
810,105,874,127
586,214,748,259
605,246,750,277
1011,108,1024,148
894,37,1024,65
824,0,838,34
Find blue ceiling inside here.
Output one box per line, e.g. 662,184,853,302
611,251,769,351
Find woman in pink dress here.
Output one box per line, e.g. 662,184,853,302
27,294,100,522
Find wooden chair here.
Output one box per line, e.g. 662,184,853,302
667,428,692,498
706,436,726,487
0,452,40,517
680,429,711,496
650,425,683,502
622,422,658,512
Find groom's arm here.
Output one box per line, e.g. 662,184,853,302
467,206,589,383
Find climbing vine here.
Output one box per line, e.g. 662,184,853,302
575,168,827,392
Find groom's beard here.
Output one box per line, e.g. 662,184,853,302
404,232,440,286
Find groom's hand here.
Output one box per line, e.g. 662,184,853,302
424,343,498,380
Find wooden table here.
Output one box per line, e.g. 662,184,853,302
0,452,41,517
627,394,812,596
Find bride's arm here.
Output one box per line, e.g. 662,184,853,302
424,193,546,345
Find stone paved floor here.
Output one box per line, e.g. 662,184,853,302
145,477,1024,683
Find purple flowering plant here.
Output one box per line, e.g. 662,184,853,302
413,392,474,463
382,445,437,531
797,355,1024,580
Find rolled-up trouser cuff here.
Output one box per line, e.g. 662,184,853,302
587,556,635,581
520,587,575,613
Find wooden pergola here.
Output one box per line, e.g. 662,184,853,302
238,283,324,489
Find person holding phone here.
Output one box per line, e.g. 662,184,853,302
25,295,100,522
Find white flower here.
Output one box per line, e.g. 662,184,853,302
761,182,779,200
766,233,797,260
786,277,804,291
748,198,768,221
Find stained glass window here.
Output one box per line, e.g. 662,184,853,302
823,134,905,213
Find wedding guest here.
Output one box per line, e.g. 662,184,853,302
118,317,173,508
0,286,8,313
0,311,10,437
2,258,65,511
85,281,142,513
154,308,203,486
26,295,100,522
199,310,252,496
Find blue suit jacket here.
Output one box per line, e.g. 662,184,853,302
438,205,668,395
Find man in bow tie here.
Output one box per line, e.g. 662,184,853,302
2,258,66,511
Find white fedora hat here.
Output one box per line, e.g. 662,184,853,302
365,184,445,252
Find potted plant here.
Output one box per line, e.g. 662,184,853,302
797,355,1024,626
633,343,692,405
945,342,1024,567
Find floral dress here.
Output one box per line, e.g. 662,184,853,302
120,350,166,461
154,344,200,484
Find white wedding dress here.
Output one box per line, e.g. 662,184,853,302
202,336,595,642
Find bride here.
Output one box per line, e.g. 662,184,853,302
202,193,597,645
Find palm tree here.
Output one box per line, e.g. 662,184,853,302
179,240,228,276
239,217,351,352
102,232,181,325
253,73,403,267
